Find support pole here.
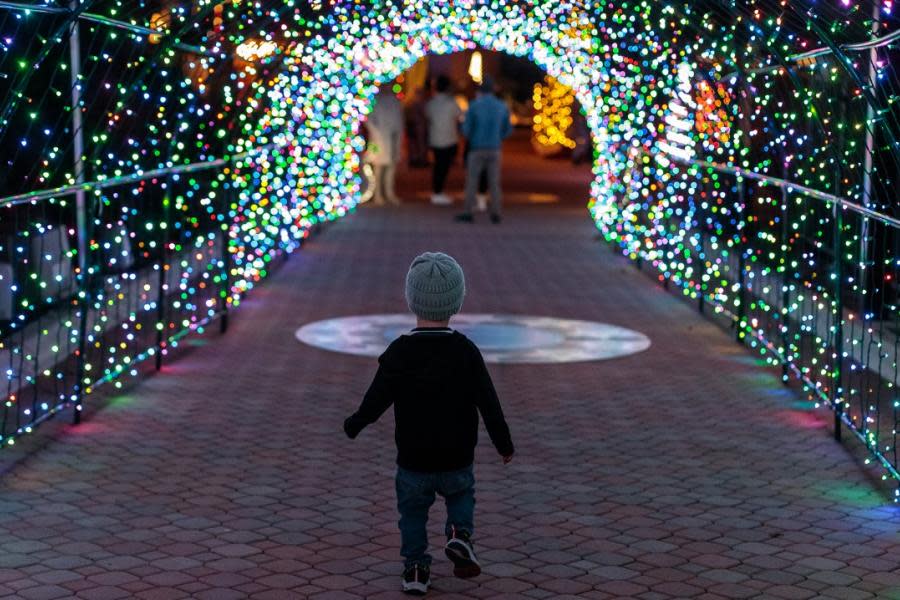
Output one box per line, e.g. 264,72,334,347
155,179,171,371
736,178,747,343
69,5,86,260
696,176,706,314
780,176,791,384
833,199,844,442
858,2,881,305
832,93,848,443
219,185,231,334
69,1,87,425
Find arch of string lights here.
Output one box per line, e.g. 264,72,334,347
1,0,900,495
234,0,664,279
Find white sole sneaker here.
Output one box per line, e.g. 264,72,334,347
401,564,430,596
401,579,429,595
430,194,452,206
445,538,481,578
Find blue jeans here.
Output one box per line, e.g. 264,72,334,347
396,465,475,568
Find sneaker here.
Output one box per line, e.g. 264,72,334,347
476,193,488,212
430,193,453,206
445,527,481,578
401,563,430,595
454,213,474,223
490,213,502,224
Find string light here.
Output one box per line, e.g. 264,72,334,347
0,1,897,497
532,75,577,154
468,50,483,85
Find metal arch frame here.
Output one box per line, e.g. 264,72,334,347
0,1,210,54
674,158,900,229
722,26,900,82
0,144,281,207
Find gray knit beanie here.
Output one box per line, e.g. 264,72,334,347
405,252,465,321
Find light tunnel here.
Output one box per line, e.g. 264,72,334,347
234,0,704,290
1,0,900,491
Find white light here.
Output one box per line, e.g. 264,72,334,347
236,40,278,62
468,50,483,84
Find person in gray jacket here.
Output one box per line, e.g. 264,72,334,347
455,77,512,224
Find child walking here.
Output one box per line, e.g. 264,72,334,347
343,252,515,595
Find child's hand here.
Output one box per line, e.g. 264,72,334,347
343,417,358,439
502,454,513,464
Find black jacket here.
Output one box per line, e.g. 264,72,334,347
344,328,514,472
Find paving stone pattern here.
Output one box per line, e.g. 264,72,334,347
1,155,900,598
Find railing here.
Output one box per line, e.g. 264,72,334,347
0,145,280,448
0,0,295,449
612,154,900,498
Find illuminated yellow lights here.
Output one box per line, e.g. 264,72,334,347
532,75,577,154
236,40,279,62
147,11,170,44
468,50,483,84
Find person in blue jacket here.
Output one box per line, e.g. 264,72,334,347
455,77,512,224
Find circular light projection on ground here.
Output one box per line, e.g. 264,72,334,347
296,314,650,364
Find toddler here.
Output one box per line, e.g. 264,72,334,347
344,251,514,595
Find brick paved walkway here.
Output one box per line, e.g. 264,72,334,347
1,148,900,599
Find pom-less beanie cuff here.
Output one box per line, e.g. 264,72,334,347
405,252,465,321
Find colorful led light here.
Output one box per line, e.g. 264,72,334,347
0,1,897,496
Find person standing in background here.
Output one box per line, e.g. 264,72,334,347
456,77,512,224
365,84,405,205
425,76,462,206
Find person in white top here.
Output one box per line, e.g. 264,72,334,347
365,85,405,205
424,76,463,206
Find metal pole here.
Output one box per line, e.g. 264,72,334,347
736,178,747,342
720,26,900,81
833,92,848,442
780,173,791,383
858,2,881,299
833,199,844,442
219,186,231,334
69,1,87,276
698,182,706,314
155,180,171,371
668,158,900,225
69,0,87,425
0,144,278,207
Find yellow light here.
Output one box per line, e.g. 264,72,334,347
468,50,483,84
532,75,577,155
147,11,170,44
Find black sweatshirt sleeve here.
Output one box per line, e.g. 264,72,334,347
344,356,395,439
469,344,514,456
